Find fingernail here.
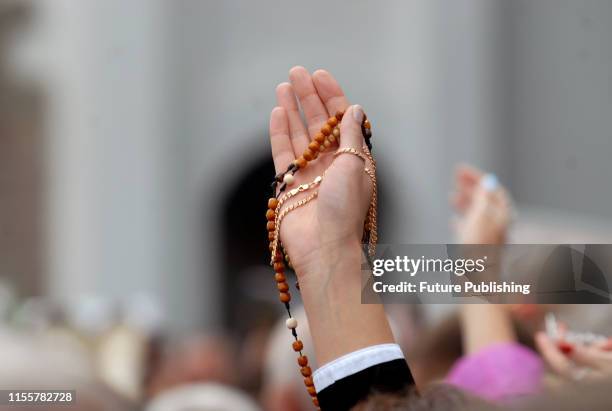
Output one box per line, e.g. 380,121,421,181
352,104,364,123
481,173,499,192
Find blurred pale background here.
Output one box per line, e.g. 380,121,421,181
1,0,612,407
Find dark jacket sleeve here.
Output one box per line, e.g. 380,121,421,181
317,358,415,411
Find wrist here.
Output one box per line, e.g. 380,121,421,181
297,237,363,280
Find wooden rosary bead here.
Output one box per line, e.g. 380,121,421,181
297,355,309,366
321,124,332,136
332,127,340,138
268,232,275,241
314,132,326,144
275,272,286,282
328,134,336,143
269,243,274,251
266,209,276,221
274,262,285,272
323,139,332,148
307,386,317,396
327,116,338,127
277,282,289,292
313,398,319,407
280,292,291,303
335,110,344,121
304,376,314,386
308,141,320,152
303,149,314,161
300,366,312,377
295,157,308,169
318,144,325,152
268,198,279,209
293,340,304,351
273,251,283,262
364,119,371,129
267,221,275,231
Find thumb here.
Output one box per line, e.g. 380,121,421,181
339,105,366,151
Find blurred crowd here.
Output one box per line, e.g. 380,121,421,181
1,279,612,411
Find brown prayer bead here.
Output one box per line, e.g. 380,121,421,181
277,282,289,292
314,132,325,144
268,232,275,241
304,376,314,386
323,139,332,148
293,340,304,351
364,119,371,129
297,355,308,366
308,141,320,152
321,124,332,136
335,110,344,121
279,292,291,303
307,386,317,396
313,398,319,406
303,149,314,161
328,134,336,143
274,262,285,272
268,198,279,209
275,272,286,282
327,116,338,127
332,127,340,138
300,366,312,377
273,251,283,262
267,221,275,231
266,209,276,221
295,157,307,169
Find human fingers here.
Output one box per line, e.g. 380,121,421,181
288,66,330,138
312,69,351,119
276,82,310,157
571,344,612,370
452,164,483,212
535,332,574,378
269,106,295,174
338,105,366,153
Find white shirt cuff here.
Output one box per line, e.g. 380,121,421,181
313,343,405,393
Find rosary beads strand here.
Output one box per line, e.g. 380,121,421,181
265,109,374,410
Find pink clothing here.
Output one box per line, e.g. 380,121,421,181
446,342,544,402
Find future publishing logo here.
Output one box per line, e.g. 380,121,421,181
371,280,531,296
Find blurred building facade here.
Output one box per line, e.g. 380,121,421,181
3,0,612,332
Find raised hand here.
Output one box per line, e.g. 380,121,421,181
269,67,372,280
536,332,612,381
450,164,512,244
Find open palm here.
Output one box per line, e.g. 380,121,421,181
269,67,372,279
